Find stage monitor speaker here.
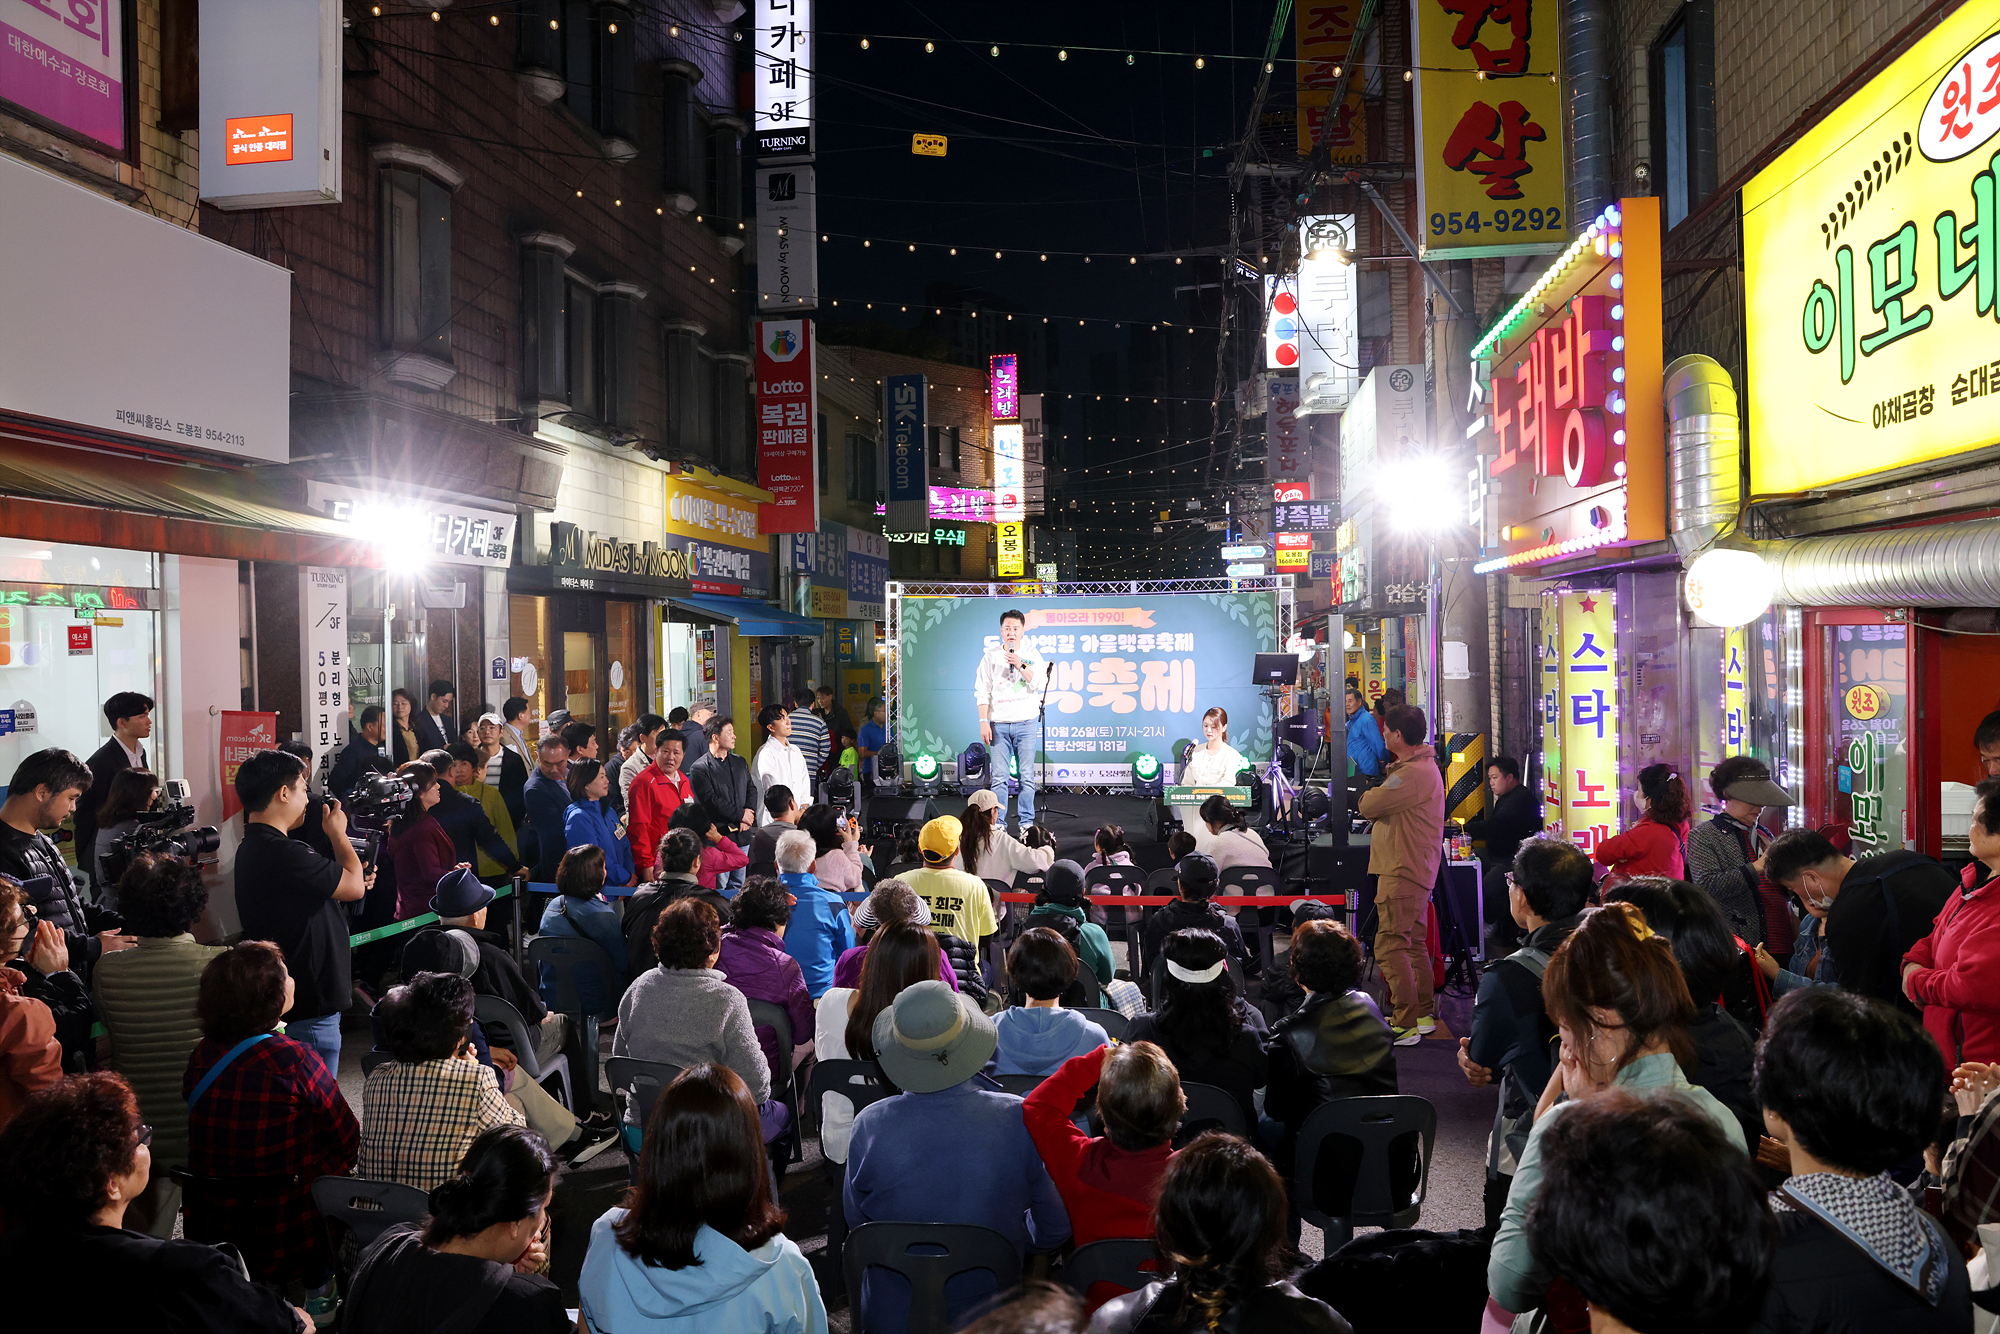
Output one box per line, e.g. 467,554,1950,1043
867,795,939,827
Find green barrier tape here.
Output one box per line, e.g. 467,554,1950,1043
346,882,515,947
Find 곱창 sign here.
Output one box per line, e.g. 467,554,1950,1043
1411,0,1567,260
1743,3,2000,495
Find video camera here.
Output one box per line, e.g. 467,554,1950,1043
339,769,414,868
103,780,221,883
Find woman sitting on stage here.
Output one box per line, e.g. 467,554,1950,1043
1173,708,1249,833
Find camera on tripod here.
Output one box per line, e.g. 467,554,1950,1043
103,779,220,883
340,769,415,868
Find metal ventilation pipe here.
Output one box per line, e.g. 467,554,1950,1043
1563,0,1616,224
1665,354,1741,559
1764,521,2000,606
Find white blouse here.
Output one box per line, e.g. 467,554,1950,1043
1181,741,1248,786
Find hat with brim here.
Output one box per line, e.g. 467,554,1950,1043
964,788,1001,812
432,867,495,917
1723,777,1795,808
872,980,997,1093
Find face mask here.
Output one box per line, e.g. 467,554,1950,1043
1803,879,1834,912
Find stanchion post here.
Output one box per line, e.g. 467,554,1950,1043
511,870,528,968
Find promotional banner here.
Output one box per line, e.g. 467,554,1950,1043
1743,2,2000,494
884,374,927,534
993,424,1025,522
848,526,889,621
1833,622,1908,854
220,711,279,820
663,472,773,597
1556,589,1619,855
199,0,343,209
1295,215,1360,416
1268,378,1303,477
997,521,1025,577
1411,0,1566,259
299,565,347,795
755,165,818,311
755,319,818,533
897,591,1279,781
1,0,124,150
1295,0,1366,161
752,0,812,158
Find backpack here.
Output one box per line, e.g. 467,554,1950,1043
1490,944,1552,1176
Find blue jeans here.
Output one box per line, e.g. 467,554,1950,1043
716,866,745,897
288,1012,343,1077
989,718,1036,827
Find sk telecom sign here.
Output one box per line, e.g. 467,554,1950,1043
1744,3,2000,494
1412,0,1566,259
884,375,927,534
1471,198,1665,573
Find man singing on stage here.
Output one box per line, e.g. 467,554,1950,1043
974,608,1043,834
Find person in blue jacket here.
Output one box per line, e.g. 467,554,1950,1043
579,1062,826,1334
563,759,634,889
1344,685,1388,780
522,735,572,882
774,828,854,1000
537,843,627,1018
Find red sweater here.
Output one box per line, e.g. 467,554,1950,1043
1904,866,2000,1068
698,838,748,889
1022,1047,1174,1252
388,812,457,919
1592,816,1687,880
628,766,692,875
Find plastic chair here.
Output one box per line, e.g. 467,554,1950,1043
607,1055,684,1131
1220,864,1282,974
1293,1095,1437,1247
1085,863,1148,976
359,1049,393,1077
1071,1006,1128,1041
310,1175,430,1283
746,997,802,1169
1175,1081,1250,1145
844,1221,1024,1334
1062,1237,1159,1298
473,993,573,1110
528,933,618,1110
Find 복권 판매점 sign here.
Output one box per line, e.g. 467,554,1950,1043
1744,4,2000,494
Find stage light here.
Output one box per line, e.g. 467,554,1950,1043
957,742,991,795
1132,752,1163,797
823,767,856,809
873,743,903,793
912,752,943,797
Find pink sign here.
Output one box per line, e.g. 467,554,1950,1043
756,319,819,534
989,353,1018,420
219,710,278,820
2,0,124,151
928,486,993,523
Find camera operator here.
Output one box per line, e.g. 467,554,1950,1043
0,749,133,984
234,749,366,1076
329,705,394,799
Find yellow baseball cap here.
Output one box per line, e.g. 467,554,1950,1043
919,815,962,862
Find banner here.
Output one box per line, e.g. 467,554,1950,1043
1743,1,2000,494
755,318,818,533
1296,215,1360,416
299,566,348,794
1556,589,1619,854
1295,1,1364,158
752,0,812,159
884,374,927,533
2,0,124,150
220,711,280,820
1411,0,1566,259
993,424,1025,521
897,590,1279,780
755,165,818,311
997,521,1025,577
848,527,889,620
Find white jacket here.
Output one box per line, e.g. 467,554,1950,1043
752,739,813,824
952,827,1056,884
974,644,1045,725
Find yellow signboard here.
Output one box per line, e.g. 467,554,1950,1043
662,468,769,552
997,521,1024,577
1745,2,2000,494
1556,589,1619,855
1295,1,1362,154
1411,0,1566,259
912,133,947,157
809,585,848,618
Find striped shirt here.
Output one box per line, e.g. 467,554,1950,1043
789,707,830,773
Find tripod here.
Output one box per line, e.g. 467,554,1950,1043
1258,687,1303,838
1034,654,1075,822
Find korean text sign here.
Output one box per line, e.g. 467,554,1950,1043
993,425,1025,522
299,567,347,796
1,0,123,151
1833,622,1908,854
897,592,1279,779
1556,588,1619,854
1743,4,2000,494
753,0,812,158
1477,198,1664,568
1295,0,1366,161
884,374,928,534
755,319,818,534
219,712,280,820
1412,0,1567,259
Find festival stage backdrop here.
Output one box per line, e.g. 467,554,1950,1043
897,591,1279,784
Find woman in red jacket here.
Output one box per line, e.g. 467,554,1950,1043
1904,777,2000,1068
1592,764,1691,884
387,762,460,919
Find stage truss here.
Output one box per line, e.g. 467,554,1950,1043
883,577,1296,793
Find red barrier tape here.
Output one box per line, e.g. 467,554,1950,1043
997,893,1342,906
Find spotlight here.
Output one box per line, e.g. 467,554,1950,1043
957,742,991,795
1131,752,1164,798
911,753,943,797
873,743,903,794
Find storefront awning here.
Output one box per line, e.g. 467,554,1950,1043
675,594,822,637
0,431,383,566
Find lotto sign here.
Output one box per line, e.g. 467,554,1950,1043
1556,589,1619,854
1744,3,2000,494
1411,0,1567,259
755,319,819,533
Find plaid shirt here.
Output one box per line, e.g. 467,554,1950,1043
182,1033,360,1283
1944,1085,2000,1246
359,1055,524,1193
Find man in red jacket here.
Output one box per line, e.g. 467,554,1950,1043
1023,1041,1182,1305
627,733,692,879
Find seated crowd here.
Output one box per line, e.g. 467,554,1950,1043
5,729,2000,1334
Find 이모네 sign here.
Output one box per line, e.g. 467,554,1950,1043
1411,0,1566,259
1743,2,2000,494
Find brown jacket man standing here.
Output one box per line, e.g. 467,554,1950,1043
1358,703,1446,1041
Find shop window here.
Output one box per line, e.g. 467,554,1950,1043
1650,1,1717,229
662,321,708,462
929,424,961,473
846,433,878,503
519,232,576,411
565,275,600,421
376,150,463,371
662,60,705,214
713,353,752,475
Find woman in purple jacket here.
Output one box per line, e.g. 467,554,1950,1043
715,877,814,1075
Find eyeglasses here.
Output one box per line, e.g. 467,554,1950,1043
135,1124,153,1148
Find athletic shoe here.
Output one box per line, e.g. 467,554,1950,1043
1391,1025,1424,1047
560,1121,620,1164
1416,1016,1437,1034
